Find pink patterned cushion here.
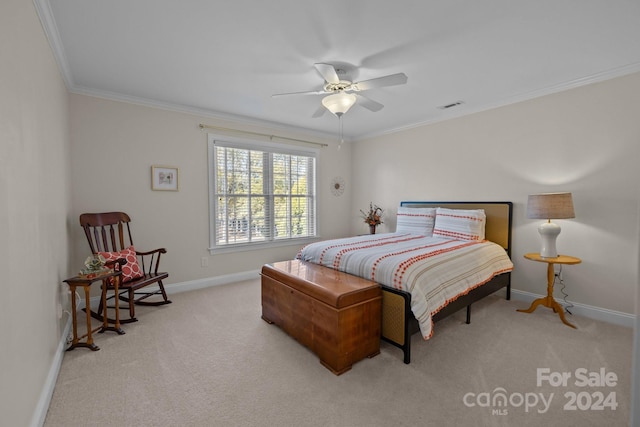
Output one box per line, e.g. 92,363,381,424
98,246,144,283
433,208,486,241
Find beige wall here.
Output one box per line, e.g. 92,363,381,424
0,0,71,425
67,72,640,316
351,72,640,315
68,73,640,316
68,95,353,285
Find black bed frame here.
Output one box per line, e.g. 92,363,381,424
380,201,513,364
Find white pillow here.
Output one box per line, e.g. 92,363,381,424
395,207,436,236
433,208,486,241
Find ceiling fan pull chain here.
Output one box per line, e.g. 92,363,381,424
338,116,344,151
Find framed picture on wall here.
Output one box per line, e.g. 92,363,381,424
151,165,179,191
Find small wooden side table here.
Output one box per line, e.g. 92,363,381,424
518,252,581,328
64,270,125,351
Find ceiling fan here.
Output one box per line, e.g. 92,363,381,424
272,63,408,118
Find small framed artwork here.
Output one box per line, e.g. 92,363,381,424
151,166,179,191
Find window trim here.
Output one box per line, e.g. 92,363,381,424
207,133,319,254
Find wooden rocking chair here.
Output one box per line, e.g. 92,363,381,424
80,212,171,323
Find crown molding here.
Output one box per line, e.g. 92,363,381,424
33,0,74,88
32,0,339,143
70,84,341,142
356,61,640,141
33,0,640,143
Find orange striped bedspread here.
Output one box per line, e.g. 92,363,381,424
297,233,514,339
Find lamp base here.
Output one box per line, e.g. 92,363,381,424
538,221,561,258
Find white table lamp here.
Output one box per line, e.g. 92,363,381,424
527,192,575,258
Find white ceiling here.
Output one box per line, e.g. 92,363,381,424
38,0,640,141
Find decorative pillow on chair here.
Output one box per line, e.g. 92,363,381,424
433,208,486,241
395,207,436,236
98,246,144,283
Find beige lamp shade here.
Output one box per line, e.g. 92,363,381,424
527,192,575,219
527,192,575,258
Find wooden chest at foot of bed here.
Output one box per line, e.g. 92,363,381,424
261,260,382,375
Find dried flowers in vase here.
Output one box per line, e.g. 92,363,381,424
360,202,383,233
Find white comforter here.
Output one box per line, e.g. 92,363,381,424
297,233,514,339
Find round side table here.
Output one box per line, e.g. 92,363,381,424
517,252,581,328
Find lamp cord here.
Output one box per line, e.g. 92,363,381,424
555,265,573,315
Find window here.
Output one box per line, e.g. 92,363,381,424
208,134,317,252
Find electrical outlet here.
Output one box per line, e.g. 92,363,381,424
57,303,63,319
201,257,209,267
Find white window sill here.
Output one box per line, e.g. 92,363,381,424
209,237,321,255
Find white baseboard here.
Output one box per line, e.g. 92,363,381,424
80,275,637,329
38,271,260,426
510,289,635,328
163,269,261,295
31,316,71,427
82,269,262,310
39,275,633,427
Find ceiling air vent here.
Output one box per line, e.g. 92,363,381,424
438,101,464,110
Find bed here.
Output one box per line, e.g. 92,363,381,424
296,201,514,363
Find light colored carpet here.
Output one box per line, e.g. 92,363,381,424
44,279,632,427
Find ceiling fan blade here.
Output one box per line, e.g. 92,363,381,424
351,73,408,91
272,89,325,97
311,105,327,118
314,63,340,84
355,94,384,112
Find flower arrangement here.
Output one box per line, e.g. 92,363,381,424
79,254,108,277
360,202,383,227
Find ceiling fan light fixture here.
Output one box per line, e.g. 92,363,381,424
322,92,357,117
